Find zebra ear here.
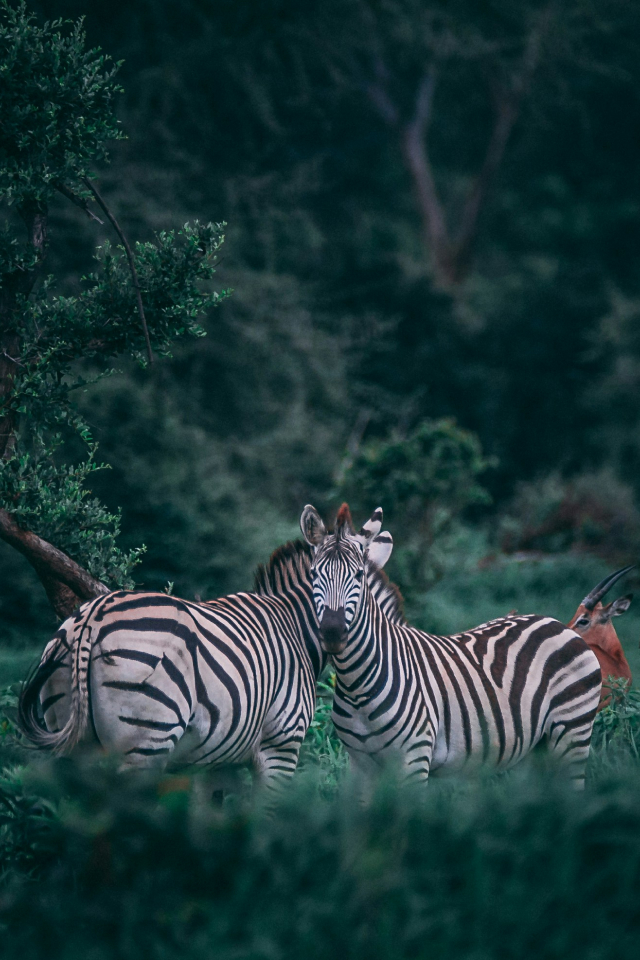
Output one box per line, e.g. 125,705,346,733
359,507,383,540
300,504,326,546
367,531,393,569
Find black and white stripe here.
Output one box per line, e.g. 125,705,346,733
19,543,324,789
18,539,402,790
301,504,602,787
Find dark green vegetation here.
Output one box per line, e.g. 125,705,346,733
2,0,640,647
2,3,640,957
0,682,639,959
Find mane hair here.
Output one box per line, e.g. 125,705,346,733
368,564,406,624
253,539,312,597
336,502,355,536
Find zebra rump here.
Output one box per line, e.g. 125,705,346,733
18,542,323,786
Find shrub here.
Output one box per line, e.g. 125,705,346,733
337,418,493,590
500,469,640,559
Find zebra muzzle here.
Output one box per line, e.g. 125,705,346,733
319,607,348,653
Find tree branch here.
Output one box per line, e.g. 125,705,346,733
0,508,109,619
452,7,552,278
400,70,453,284
82,177,154,365
55,182,104,224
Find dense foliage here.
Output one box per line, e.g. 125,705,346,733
0,2,228,613
0,680,639,959
1,0,638,643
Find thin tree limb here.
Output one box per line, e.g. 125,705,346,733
55,182,104,224
82,177,154,365
452,6,552,275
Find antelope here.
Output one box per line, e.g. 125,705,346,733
567,565,634,705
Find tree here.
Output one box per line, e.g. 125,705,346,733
0,1,228,618
305,0,626,288
337,418,493,587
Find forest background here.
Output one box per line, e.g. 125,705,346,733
2,0,640,677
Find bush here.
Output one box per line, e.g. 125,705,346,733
0,753,639,959
0,667,639,958
337,418,493,591
500,469,640,559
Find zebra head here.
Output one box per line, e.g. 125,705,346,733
300,502,393,654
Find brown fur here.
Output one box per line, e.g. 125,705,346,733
568,601,632,707
335,502,355,536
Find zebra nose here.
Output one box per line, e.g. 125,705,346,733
319,607,348,652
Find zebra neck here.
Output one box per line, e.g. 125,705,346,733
252,540,325,679
332,589,392,699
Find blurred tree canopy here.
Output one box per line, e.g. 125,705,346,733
1,0,640,639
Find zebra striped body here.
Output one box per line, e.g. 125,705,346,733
20,543,324,787
301,504,602,786
332,608,602,782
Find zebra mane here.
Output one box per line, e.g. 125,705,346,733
253,540,312,597
367,564,406,625
253,538,406,623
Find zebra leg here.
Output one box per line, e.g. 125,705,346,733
545,694,600,789
541,642,601,789
348,750,382,804
253,717,307,802
401,719,436,787
545,717,597,789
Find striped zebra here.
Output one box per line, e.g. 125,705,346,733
18,536,398,790
19,542,324,789
301,503,602,788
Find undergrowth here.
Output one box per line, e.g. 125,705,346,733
0,678,639,958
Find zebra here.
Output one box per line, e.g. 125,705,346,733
18,536,397,792
300,503,602,789
19,542,323,791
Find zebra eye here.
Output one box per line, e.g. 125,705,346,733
354,568,364,581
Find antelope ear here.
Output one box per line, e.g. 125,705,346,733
360,506,383,541
608,594,633,618
367,531,393,569
300,505,326,546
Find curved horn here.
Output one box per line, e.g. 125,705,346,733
582,564,636,610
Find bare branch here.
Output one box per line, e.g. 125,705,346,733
82,177,154,365
400,69,452,283
411,71,438,134
365,80,400,126
363,55,400,127
452,6,554,278
55,182,104,224
0,507,109,619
